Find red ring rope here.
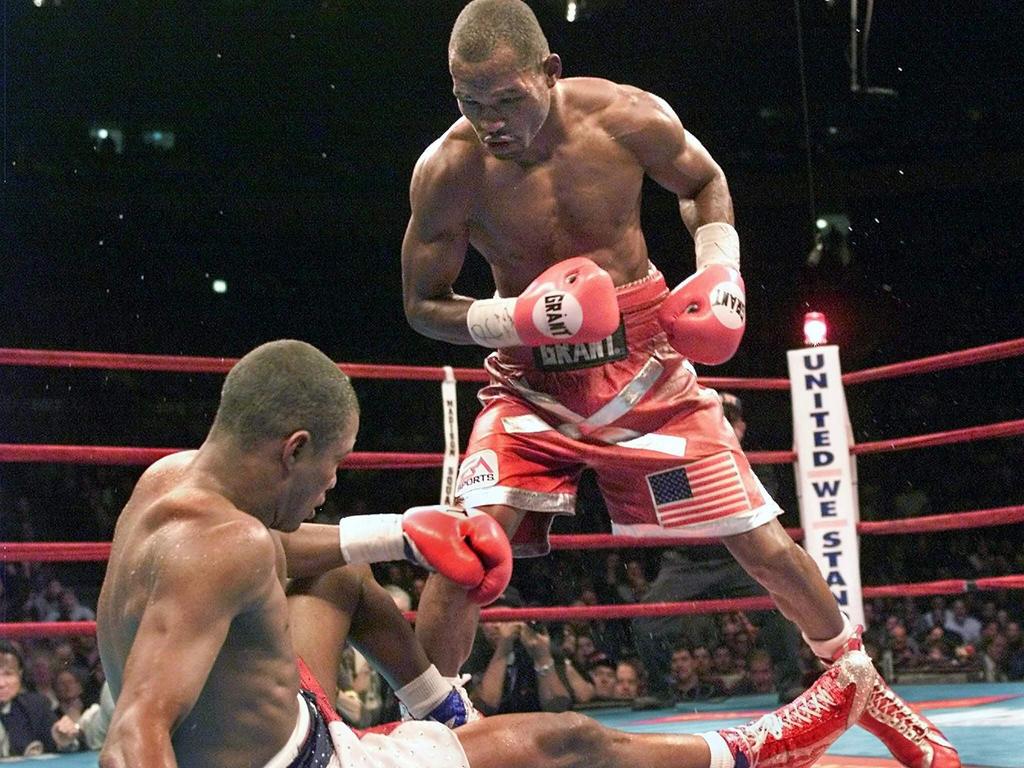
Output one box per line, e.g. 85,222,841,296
0,444,447,468
842,337,1024,385
3,414,1021,469
6,574,1024,639
6,505,1024,564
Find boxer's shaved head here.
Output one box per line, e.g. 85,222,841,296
210,339,357,452
449,0,550,70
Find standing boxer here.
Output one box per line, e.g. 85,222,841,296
402,3,957,766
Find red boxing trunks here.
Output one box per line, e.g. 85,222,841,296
455,267,781,556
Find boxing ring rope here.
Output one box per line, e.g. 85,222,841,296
6,503,1024,564
3,416,1022,467
2,338,1022,641
0,347,789,390
6,572,1024,640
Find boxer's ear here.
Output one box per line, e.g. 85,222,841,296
281,430,312,468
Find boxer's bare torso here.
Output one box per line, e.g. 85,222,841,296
403,60,728,346
98,452,298,768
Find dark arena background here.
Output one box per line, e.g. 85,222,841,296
3,2,1024,766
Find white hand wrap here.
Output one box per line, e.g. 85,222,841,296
694,222,740,272
395,664,452,719
338,514,405,564
466,297,522,348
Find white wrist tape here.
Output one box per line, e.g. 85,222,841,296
395,664,451,719
694,222,741,272
467,297,522,348
338,514,406,564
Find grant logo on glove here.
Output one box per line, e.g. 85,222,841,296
658,264,747,365
467,257,619,348
530,292,584,339
710,282,746,330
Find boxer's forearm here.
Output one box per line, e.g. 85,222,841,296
679,172,734,238
403,293,478,345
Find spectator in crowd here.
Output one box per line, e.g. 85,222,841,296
0,640,76,757
51,641,79,674
709,644,746,691
51,682,114,752
24,650,58,709
571,629,608,670
730,650,777,696
982,633,1011,682
52,668,89,723
721,613,757,665
622,558,651,602
886,622,923,671
335,645,388,728
1005,621,1022,654
862,600,889,651
944,599,982,645
464,588,573,714
921,625,961,662
585,658,620,701
559,653,597,706
598,552,634,604
1007,634,1024,681
22,578,66,623
613,658,646,701
573,581,631,661
667,641,727,702
693,645,714,682
915,597,949,638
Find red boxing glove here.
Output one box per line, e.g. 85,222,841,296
466,257,619,348
338,507,512,605
658,263,746,365
463,514,513,606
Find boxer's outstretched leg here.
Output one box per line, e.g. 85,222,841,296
416,504,524,675
458,712,712,768
725,519,961,768
458,650,874,768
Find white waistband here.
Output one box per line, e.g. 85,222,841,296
263,694,311,768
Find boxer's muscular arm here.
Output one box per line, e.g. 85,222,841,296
100,521,277,768
402,138,477,344
613,89,734,237
278,523,346,578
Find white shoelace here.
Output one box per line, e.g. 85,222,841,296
734,676,843,761
868,682,930,741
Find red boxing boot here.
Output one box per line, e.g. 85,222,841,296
720,649,875,767
832,627,961,768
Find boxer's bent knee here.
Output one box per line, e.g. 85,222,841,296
476,505,554,558
288,563,371,610
475,504,526,536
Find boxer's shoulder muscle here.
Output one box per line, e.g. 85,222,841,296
411,122,481,202
593,82,687,165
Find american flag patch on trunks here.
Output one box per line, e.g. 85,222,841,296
646,453,751,527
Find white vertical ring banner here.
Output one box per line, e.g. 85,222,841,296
440,366,460,506
787,345,865,628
